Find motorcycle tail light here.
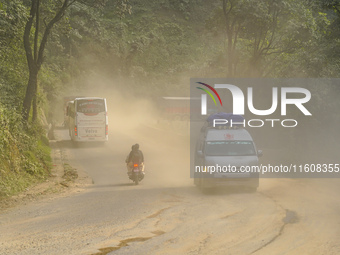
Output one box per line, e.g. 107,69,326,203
133,164,138,167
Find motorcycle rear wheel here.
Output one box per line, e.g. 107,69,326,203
134,174,139,185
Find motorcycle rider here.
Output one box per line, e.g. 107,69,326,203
125,143,144,175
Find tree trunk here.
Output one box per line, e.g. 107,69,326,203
32,93,38,122
227,33,233,77
223,0,237,77
22,0,71,123
22,68,38,122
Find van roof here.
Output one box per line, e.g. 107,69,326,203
205,128,253,141
75,97,106,100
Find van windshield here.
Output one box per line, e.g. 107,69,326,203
76,99,105,114
205,141,256,156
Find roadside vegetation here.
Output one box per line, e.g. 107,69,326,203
0,105,51,197
1,0,340,198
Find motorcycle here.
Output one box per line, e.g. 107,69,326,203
129,162,144,185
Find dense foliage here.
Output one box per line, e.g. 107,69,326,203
0,104,51,196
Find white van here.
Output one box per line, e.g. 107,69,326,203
194,127,262,191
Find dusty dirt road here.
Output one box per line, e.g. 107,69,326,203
0,122,340,255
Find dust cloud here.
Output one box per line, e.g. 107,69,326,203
1,76,339,255
106,91,191,187
59,77,192,188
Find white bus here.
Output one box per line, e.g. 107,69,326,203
66,97,108,142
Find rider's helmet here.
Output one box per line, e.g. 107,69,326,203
134,143,139,150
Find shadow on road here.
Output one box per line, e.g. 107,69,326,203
84,183,139,190
83,182,257,198
53,140,106,149
111,183,138,187
198,186,258,196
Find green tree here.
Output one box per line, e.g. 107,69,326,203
0,0,28,106
22,0,75,123
207,0,322,77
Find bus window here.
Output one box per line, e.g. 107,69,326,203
76,99,105,114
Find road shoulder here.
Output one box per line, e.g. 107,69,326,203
0,137,92,213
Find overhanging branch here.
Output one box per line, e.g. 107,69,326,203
37,0,70,69
23,0,38,72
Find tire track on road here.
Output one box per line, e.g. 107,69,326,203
91,206,173,255
251,191,299,254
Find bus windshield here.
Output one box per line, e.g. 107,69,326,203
76,99,105,114
205,141,256,156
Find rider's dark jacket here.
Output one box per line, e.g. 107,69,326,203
127,149,144,164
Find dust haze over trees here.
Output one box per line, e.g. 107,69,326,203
22,0,72,122
0,0,340,196
2,0,340,115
